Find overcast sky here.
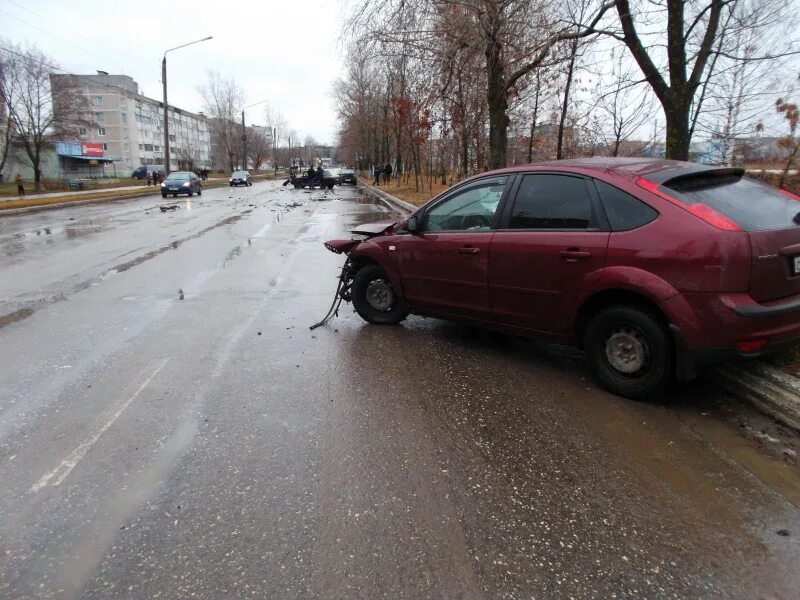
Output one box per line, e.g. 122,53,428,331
0,0,344,144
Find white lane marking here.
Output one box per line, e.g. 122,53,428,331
31,358,170,493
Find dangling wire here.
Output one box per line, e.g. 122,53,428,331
310,258,353,330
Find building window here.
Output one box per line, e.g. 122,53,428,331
102,143,108,151
98,127,106,136
121,113,128,124
120,97,127,109
123,128,128,139
153,145,160,151
95,112,104,123
140,158,146,165
79,127,87,136
169,135,175,142
135,114,142,123
138,144,144,150
144,144,153,151
93,95,103,106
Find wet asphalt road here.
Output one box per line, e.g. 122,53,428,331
1,181,800,599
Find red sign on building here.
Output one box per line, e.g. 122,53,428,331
82,143,104,157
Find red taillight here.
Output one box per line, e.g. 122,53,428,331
636,177,742,232
737,339,767,354
779,188,800,202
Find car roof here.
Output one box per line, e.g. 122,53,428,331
474,157,740,185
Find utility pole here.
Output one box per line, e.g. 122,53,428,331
162,56,169,174
241,110,247,170
162,36,213,175
273,126,277,174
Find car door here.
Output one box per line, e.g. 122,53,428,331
489,172,609,337
397,175,513,318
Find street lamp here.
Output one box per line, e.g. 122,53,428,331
162,36,213,174
241,99,269,171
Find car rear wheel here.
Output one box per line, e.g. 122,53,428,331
198,189,202,196
583,306,672,399
351,265,409,325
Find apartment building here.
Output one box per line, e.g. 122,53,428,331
51,72,211,175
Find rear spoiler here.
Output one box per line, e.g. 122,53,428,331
646,166,745,187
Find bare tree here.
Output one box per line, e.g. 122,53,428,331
592,48,656,156
776,98,799,188
198,72,244,173
0,42,88,190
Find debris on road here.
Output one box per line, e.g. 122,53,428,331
160,204,179,212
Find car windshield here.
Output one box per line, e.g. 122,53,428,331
166,173,190,181
232,172,247,177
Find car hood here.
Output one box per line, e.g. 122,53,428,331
351,220,395,236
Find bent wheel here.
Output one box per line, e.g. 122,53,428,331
351,265,409,325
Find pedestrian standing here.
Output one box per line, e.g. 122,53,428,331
146,172,153,186
15,173,25,196
373,165,381,186
383,162,393,185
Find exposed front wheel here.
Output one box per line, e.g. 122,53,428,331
351,265,409,325
583,306,672,399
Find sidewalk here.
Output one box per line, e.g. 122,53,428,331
2,178,230,202
358,182,800,431
2,185,147,201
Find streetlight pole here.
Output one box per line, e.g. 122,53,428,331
240,99,269,171
162,36,212,175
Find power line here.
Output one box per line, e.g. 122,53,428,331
1,2,155,70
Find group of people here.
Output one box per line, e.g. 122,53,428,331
146,172,164,186
373,163,393,186
306,165,324,179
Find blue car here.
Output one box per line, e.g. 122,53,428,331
161,171,202,198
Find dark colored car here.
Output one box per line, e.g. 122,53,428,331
132,165,165,180
230,170,252,186
323,157,800,397
161,171,202,198
339,168,357,185
319,169,337,190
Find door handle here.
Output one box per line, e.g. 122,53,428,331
458,246,481,255
559,249,591,261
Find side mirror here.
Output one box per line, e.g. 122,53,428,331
406,215,420,234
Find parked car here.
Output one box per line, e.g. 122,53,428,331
339,168,357,185
161,171,202,198
322,157,800,398
230,170,252,186
132,165,165,180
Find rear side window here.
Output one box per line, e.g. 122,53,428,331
665,176,800,232
509,174,592,229
594,180,658,231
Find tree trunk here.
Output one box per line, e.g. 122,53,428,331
557,38,579,160
485,30,508,170
664,97,692,160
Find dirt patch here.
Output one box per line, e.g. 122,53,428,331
0,307,34,329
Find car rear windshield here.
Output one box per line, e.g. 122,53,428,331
664,175,800,232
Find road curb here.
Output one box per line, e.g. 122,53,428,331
359,183,417,214
712,363,800,431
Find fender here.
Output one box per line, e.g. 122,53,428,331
571,266,688,334
349,240,408,302
596,266,681,303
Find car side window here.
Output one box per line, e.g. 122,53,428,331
424,177,508,232
509,174,593,229
593,180,658,231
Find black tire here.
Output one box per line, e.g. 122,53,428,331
161,193,167,198
188,191,193,197
229,183,233,187
198,189,202,196
351,264,409,325
583,306,672,399
172,193,177,198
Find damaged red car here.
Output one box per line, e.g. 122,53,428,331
323,158,800,398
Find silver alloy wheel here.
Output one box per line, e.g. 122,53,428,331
365,278,394,311
605,327,649,374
